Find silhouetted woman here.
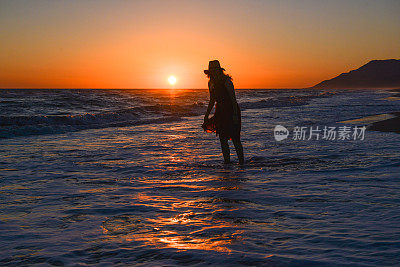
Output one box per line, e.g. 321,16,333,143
202,60,244,165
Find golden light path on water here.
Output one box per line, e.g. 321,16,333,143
99,142,239,253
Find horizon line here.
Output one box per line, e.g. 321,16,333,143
0,87,312,90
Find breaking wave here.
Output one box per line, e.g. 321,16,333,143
0,89,334,139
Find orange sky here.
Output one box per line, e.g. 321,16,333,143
1,0,399,89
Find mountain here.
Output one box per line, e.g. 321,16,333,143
312,59,400,89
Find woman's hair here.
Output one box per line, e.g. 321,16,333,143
206,69,232,82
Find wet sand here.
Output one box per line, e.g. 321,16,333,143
368,89,400,133
391,88,400,97
369,111,400,133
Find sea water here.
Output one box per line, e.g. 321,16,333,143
1,89,399,265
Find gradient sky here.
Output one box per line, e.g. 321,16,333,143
1,0,399,89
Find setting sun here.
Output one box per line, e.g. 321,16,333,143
168,76,177,86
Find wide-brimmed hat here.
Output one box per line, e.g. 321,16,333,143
204,60,225,74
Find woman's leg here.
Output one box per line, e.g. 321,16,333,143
232,137,244,165
219,135,230,163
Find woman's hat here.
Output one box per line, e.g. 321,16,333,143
204,60,225,74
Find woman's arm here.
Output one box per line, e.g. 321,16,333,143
204,82,216,120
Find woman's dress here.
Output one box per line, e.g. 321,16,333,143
202,77,241,140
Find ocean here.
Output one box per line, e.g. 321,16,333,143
1,88,399,265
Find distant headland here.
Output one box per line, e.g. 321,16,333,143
312,59,400,89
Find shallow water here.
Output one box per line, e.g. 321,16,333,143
1,89,400,265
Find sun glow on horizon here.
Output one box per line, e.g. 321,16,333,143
1,1,399,89
168,76,177,86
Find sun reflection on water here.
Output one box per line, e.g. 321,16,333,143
101,211,240,253
94,118,251,255
100,171,247,254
